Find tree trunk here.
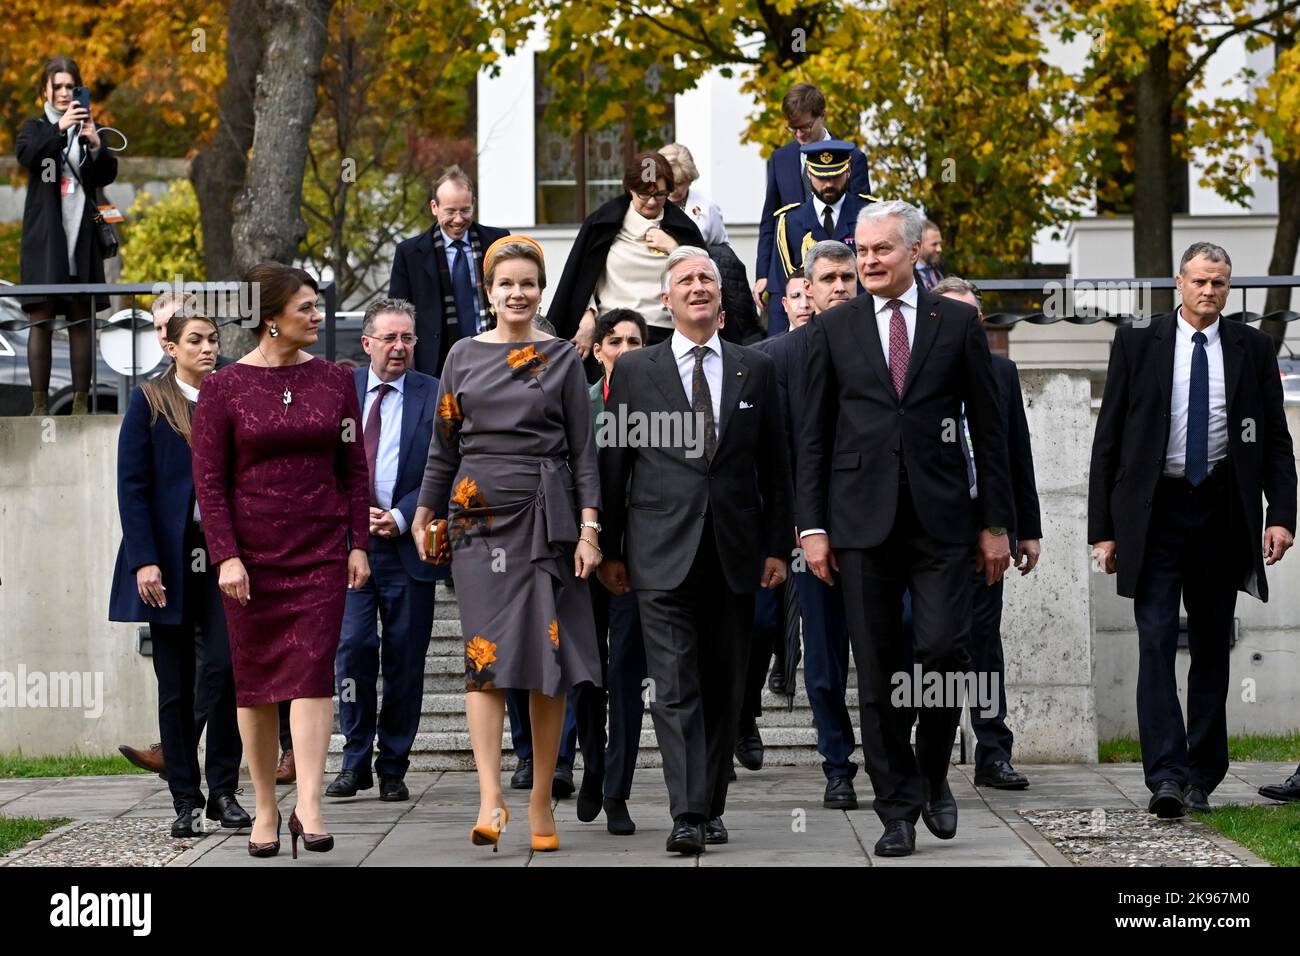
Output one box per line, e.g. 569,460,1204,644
229,0,336,352
1132,38,1175,315
190,0,261,293
1263,22,1300,352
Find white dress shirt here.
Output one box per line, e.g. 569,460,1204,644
363,368,409,532
177,377,203,523
1164,313,1227,478
441,228,481,334
812,192,846,236
671,329,723,442
800,283,921,540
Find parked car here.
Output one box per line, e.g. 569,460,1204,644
1277,347,1300,406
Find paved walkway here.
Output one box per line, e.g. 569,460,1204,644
0,762,1289,866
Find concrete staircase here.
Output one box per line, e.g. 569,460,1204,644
327,581,866,773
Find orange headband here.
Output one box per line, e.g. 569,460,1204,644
483,234,545,274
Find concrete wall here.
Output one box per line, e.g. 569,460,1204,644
0,416,158,754
1089,404,1300,742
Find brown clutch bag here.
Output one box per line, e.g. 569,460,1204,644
425,519,451,565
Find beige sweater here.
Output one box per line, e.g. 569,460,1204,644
593,204,672,329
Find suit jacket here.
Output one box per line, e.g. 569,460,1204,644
109,388,203,624
549,193,705,341
1087,312,1296,600
766,191,873,335
796,286,1014,547
598,337,793,593
752,324,809,472
353,365,448,583
989,354,1042,541
913,263,946,290
755,138,871,286
388,222,509,377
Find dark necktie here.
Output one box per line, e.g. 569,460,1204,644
960,405,977,495
691,345,717,462
1186,330,1209,486
450,240,478,342
887,299,909,396
822,203,835,237
364,382,392,506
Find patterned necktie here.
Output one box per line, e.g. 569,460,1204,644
822,204,835,237
887,299,909,397
1186,330,1209,486
960,404,977,496
450,240,478,341
691,345,717,462
364,383,392,506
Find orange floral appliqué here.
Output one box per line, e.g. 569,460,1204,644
437,392,462,424
548,619,559,649
506,345,546,370
465,636,497,672
452,476,480,510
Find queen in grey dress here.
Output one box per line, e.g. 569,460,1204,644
412,236,602,851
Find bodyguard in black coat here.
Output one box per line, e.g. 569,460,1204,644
1088,244,1296,815
597,248,792,853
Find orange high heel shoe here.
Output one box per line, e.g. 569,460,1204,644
288,809,334,860
531,807,559,852
470,804,510,852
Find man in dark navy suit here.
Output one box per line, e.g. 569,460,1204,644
328,299,448,801
753,83,870,326
766,142,873,334
388,165,509,376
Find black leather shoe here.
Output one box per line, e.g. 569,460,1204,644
1259,770,1300,803
604,798,636,835
378,776,409,802
873,819,916,857
576,774,603,822
734,719,764,771
1148,780,1185,818
974,760,1030,790
552,760,576,799
921,780,958,840
705,817,728,844
823,775,858,809
1184,786,1211,812
205,792,251,829
767,668,788,695
510,757,533,790
666,817,706,854
325,768,374,798
171,803,204,838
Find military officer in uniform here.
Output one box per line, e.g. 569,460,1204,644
766,141,875,336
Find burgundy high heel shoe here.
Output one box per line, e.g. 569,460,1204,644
288,809,334,859
248,812,282,858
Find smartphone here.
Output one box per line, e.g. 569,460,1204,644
71,86,91,117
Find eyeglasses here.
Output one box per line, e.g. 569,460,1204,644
370,333,418,346
437,206,474,218
635,190,669,201
786,119,821,135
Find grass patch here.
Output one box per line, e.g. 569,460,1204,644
1100,732,1300,764
1196,803,1300,867
0,748,150,779
0,816,72,857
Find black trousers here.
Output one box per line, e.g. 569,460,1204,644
573,578,611,793
150,523,242,811
193,652,291,754
1133,468,1238,795
740,581,787,724
967,536,1016,770
636,515,753,820
838,487,974,825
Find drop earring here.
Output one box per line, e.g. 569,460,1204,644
268,323,279,338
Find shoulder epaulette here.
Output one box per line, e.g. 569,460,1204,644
773,202,801,217
860,193,879,202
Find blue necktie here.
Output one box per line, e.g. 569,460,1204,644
450,240,478,341
1185,330,1209,486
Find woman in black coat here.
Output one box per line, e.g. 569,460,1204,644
108,308,246,839
15,56,118,416
550,150,705,357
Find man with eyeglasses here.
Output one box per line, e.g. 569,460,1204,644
754,83,870,330
327,298,449,801
389,165,509,376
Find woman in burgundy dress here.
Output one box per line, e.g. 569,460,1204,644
191,262,371,858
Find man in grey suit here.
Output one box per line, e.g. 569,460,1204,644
598,246,793,854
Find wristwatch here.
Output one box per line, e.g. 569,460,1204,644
987,526,1007,536
580,520,602,533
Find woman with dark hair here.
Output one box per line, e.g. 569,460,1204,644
191,262,371,859
412,236,603,853
109,309,246,838
15,56,118,415
549,150,705,358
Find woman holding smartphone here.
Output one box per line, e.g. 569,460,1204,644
15,55,118,416
108,308,246,838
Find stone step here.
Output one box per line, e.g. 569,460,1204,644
409,701,826,733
